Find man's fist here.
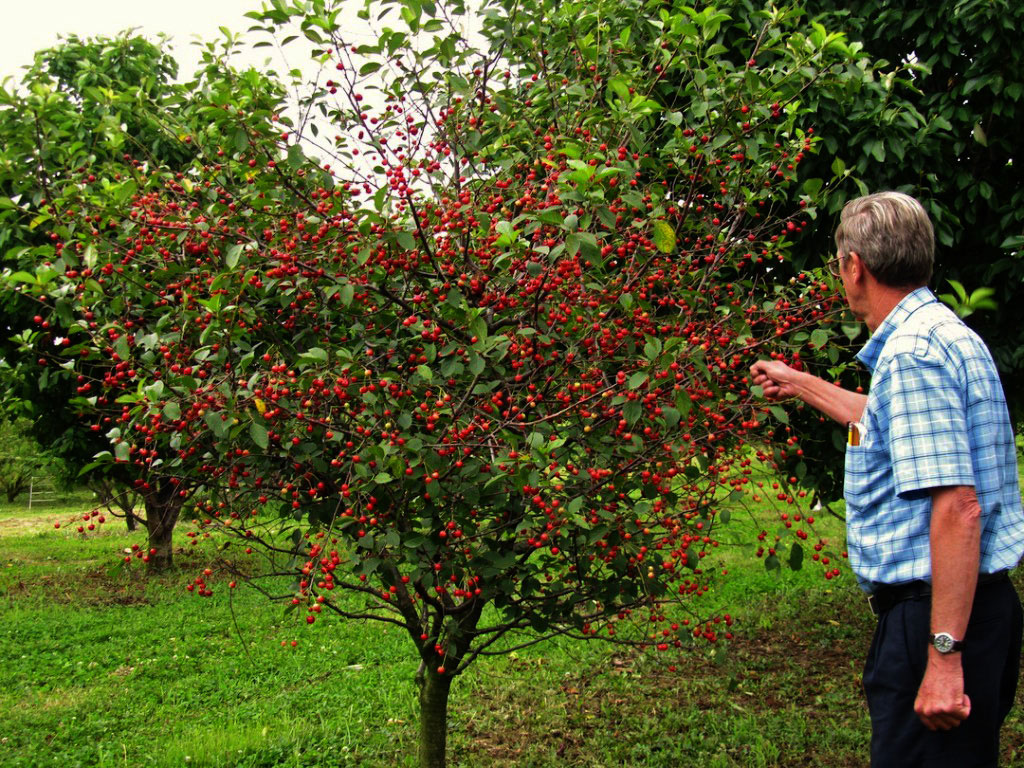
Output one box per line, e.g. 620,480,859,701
750,359,804,401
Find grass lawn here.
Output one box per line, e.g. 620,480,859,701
1,481,1022,767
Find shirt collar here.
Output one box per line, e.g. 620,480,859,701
855,286,937,372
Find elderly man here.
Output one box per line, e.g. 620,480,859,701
751,191,1024,767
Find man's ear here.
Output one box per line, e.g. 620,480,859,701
846,251,865,283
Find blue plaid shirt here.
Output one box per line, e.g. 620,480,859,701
845,287,1024,590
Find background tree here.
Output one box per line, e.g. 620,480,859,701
5,0,870,765
0,417,65,503
668,0,1024,505
827,0,1019,417
0,33,298,569
794,0,1024,410
0,34,192,552
782,0,1024,504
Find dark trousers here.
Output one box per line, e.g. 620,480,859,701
863,577,1023,767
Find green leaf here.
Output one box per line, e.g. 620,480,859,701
340,283,354,306
302,347,329,363
607,77,631,103
623,400,642,425
250,422,269,449
662,407,681,429
286,144,305,170
205,411,229,438
652,220,676,254
627,372,648,389
810,329,829,349
973,122,988,147
802,178,823,197
7,271,37,286
768,406,789,425
643,337,662,359
162,402,181,421
225,243,244,269
788,542,804,571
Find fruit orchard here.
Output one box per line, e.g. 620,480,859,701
1,0,877,765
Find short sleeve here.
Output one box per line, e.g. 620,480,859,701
885,352,975,498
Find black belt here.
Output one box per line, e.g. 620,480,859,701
867,570,1010,617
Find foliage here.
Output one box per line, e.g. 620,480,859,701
0,33,195,557
938,279,998,320
794,0,1024,415
0,0,883,764
0,32,190,361
682,0,1024,494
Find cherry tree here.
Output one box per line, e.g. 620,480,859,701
5,0,862,763
1,35,300,568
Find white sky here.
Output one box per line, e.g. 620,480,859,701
2,1,249,81
0,0,375,84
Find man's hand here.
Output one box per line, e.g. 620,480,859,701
749,359,868,425
750,359,804,400
914,653,971,730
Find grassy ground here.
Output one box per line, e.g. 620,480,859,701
1,485,1022,767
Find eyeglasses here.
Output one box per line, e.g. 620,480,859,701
826,254,845,278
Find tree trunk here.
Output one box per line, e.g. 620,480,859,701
141,485,182,572
4,472,31,502
88,478,139,531
416,667,452,768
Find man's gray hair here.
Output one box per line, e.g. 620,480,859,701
834,191,934,287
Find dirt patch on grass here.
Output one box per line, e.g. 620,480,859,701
459,592,877,767
460,582,1024,767
2,546,246,606
3,566,154,606
0,514,60,537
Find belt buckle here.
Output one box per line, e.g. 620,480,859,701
867,593,879,617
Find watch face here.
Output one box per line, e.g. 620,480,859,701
933,633,956,653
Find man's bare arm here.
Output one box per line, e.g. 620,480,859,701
750,359,867,425
914,485,981,731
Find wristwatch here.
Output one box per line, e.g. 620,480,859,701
929,632,966,654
